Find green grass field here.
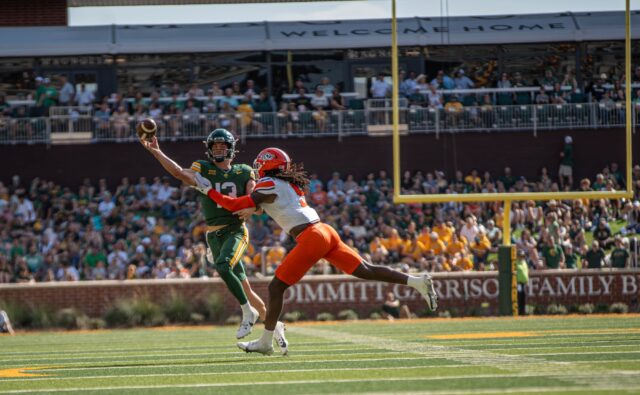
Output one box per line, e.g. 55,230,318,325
1,315,640,394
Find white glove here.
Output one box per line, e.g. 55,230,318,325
193,173,212,195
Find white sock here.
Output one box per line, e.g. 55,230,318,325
260,329,274,345
407,276,422,289
240,303,253,319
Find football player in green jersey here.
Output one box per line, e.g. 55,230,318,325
140,129,287,351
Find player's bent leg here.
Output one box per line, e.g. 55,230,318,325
351,262,438,311
241,278,267,321
351,261,409,284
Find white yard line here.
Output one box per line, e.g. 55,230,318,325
0,374,591,394
0,353,429,371
0,347,381,364
0,341,351,357
2,376,640,395
0,364,471,382
288,325,640,390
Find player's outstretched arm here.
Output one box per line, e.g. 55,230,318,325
139,137,196,186
193,173,274,211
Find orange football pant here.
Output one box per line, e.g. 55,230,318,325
275,222,363,285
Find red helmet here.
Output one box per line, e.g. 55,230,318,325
253,147,291,178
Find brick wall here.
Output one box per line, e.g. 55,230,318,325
0,0,67,27
1,270,638,319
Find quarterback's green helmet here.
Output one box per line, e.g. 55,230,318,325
204,129,237,162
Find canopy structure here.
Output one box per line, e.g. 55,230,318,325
68,0,347,5
1,11,638,57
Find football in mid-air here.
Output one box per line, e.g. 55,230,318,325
136,118,157,141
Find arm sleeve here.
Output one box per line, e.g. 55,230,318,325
207,188,256,211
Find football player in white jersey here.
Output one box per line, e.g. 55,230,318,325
193,147,437,355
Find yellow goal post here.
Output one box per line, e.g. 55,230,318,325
390,0,634,246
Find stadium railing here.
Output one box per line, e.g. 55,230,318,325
0,102,636,144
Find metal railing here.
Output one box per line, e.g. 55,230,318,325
0,102,636,145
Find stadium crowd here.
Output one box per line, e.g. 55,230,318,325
0,161,638,284
2,65,640,139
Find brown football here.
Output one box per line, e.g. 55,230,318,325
136,118,157,140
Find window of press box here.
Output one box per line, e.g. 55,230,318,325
422,45,499,88
270,63,346,97
581,40,640,81
270,50,345,63
499,42,577,86
0,57,37,98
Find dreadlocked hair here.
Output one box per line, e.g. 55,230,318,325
263,162,310,190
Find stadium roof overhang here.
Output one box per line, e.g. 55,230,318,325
1,11,639,57
68,0,350,5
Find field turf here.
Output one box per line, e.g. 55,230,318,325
1,315,640,394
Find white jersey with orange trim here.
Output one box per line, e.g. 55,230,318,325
254,177,320,234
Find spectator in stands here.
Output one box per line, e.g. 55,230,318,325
76,84,95,108
610,236,630,268
244,80,260,96
317,77,334,96
454,69,474,90
540,69,558,87
111,105,130,140
496,72,513,104
444,96,463,128
562,69,578,89
218,88,239,110
92,103,111,134
399,71,417,98
252,92,272,113
535,86,550,104
37,78,58,114
584,240,605,269
182,99,202,135
330,89,347,111
237,97,263,134
541,236,564,269
485,219,502,248
415,74,429,93
291,79,306,94
590,74,608,102
370,73,391,99
431,70,454,90
210,82,223,97
231,81,242,96
593,217,614,249
217,102,237,134
550,83,566,104
294,88,311,111
14,191,35,223
382,291,411,320
426,84,443,109
187,83,204,98
58,75,75,106
610,80,625,102
511,72,531,104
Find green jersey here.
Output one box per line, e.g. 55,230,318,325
542,245,564,269
610,247,629,268
190,160,255,226
561,144,573,166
